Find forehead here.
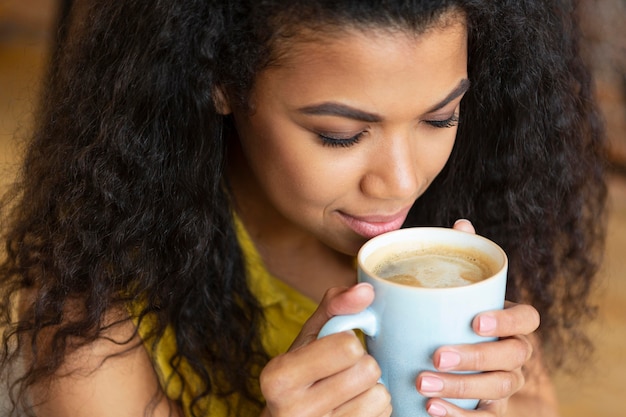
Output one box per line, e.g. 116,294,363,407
266,8,467,68
249,15,468,117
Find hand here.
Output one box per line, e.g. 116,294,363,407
415,219,540,417
260,284,392,417
416,301,539,416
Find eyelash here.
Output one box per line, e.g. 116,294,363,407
318,114,459,148
319,132,365,148
425,114,460,128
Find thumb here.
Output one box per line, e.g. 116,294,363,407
452,218,476,234
289,283,375,351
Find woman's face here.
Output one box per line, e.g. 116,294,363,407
228,15,468,255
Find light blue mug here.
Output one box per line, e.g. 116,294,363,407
318,227,508,417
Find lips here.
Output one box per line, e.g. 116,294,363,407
339,207,411,239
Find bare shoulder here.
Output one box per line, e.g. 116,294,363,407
30,306,182,417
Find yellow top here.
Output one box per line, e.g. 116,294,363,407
134,216,318,416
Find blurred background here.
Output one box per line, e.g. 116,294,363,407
0,1,624,416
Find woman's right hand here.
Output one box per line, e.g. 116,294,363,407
259,283,392,417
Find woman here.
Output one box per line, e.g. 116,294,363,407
0,1,606,416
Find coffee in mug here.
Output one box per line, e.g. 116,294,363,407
371,246,499,288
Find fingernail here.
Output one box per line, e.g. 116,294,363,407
478,314,497,334
427,402,448,416
438,351,461,370
419,375,444,393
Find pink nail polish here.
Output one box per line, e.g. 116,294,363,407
427,402,447,416
479,315,497,333
438,351,461,370
419,376,444,392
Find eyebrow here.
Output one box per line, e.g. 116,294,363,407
296,78,471,123
425,78,471,113
297,102,383,123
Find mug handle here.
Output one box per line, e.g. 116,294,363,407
317,308,379,339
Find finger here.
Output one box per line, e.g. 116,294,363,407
262,331,366,392
472,302,540,338
290,283,375,350
277,349,381,416
417,369,524,401
452,219,476,234
376,404,394,417
324,382,392,417
309,352,383,415
425,398,507,417
311,350,381,400
433,336,533,372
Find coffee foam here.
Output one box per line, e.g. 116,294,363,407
372,246,496,288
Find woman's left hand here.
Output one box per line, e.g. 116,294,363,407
416,219,541,416
417,301,540,416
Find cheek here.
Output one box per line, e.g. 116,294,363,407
243,118,355,206
422,132,457,175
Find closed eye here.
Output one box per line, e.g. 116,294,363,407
424,114,459,129
318,131,366,148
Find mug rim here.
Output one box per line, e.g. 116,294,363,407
357,227,508,291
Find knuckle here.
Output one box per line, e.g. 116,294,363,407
371,381,392,403
260,357,292,397
336,332,366,359
514,336,534,364
523,336,534,361
323,286,345,299
471,348,488,370
530,307,541,330
456,377,471,398
380,385,392,405
495,371,523,398
369,384,392,417
497,374,514,398
361,354,382,381
518,304,540,332
321,286,348,307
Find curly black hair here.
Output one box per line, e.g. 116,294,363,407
0,0,606,416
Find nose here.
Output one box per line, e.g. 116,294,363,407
360,131,421,201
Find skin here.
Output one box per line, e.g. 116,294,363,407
226,20,469,302
225,15,556,417
30,12,558,417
